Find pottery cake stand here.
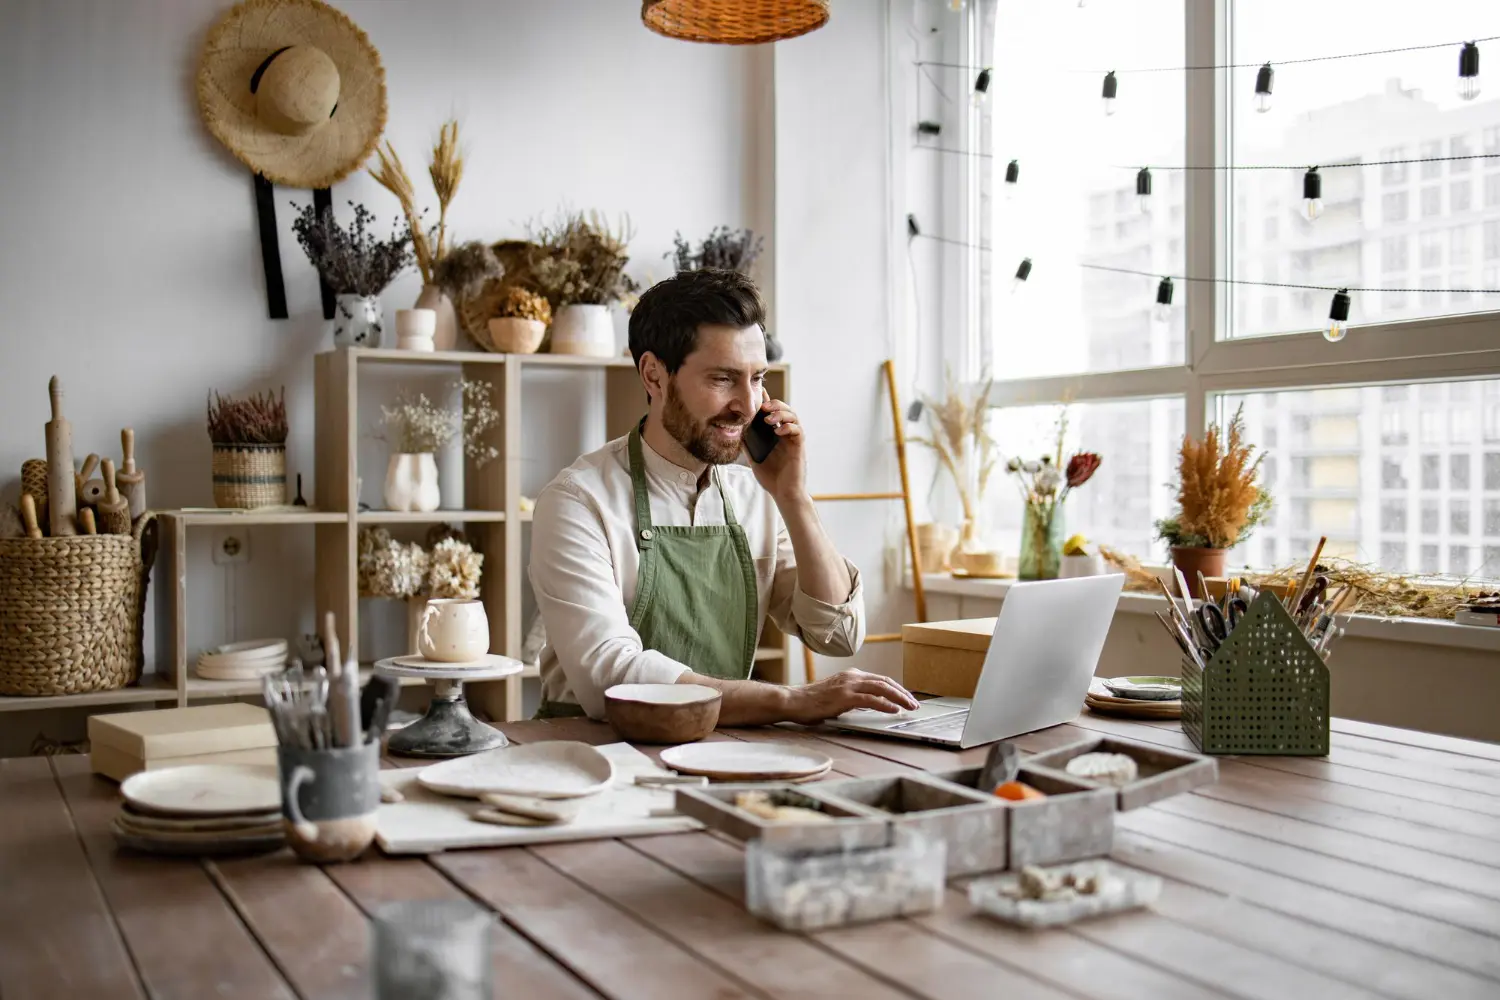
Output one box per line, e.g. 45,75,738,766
373,655,525,758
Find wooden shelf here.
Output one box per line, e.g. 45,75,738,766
0,674,178,713
184,667,431,700
164,509,347,526
357,510,506,524
344,346,787,374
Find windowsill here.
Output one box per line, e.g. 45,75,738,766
905,573,1500,653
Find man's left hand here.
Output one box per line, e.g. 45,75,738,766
747,398,807,505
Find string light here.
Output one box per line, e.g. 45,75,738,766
1136,167,1153,213
1302,167,1323,222
1102,71,1118,115
948,0,966,11
1326,289,1352,343
1254,63,1274,112
1004,159,1019,198
1459,41,1481,100
972,67,992,107
1155,277,1174,323
916,120,942,136
1012,257,1032,293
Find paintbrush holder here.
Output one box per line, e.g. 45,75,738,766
1180,591,1330,756
278,740,381,863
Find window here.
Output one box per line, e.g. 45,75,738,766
1453,453,1472,491
1486,221,1500,260
1452,134,1474,172
1420,410,1442,445
1382,542,1407,571
1488,174,1500,209
1421,544,1441,574
1452,227,1474,267
1421,141,1443,180
1422,454,1441,489
1381,408,1407,445
1486,547,1500,575
1452,409,1475,444
1421,499,1440,534
1488,127,1500,155
1381,500,1407,532
1383,456,1409,490
1382,148,1408,185
1487,499,1500,535
1452,545,1471,575
1487,453,1500,490
1452,180,1472,213
1420,231,1443,269
1264,215,1279,242
1291,456,1312,488
1383,192,1409,224
1381,236,1408,273
1452,499,1472,535
1421,187,1442,218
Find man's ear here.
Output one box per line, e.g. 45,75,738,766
639,351,666,403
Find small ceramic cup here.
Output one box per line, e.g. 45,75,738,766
396,308,437,352
418,598,490,662
279,740,381,863
1059,552,1103,579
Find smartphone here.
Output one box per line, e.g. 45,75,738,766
744,409,780,464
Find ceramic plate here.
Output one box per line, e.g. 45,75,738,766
118,805,282,833
120,764,281,817
376,655,525,681
1102,676,1183,701
111,819,284,857
417,741,616,800
658,741,833,781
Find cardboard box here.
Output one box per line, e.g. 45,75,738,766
901,618,995,697
89,703,277,782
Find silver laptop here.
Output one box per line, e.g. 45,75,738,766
830,574,1125,749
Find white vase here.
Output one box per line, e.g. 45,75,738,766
395,308,436,352
1059,552,1103,579
414,284,460,352
550,304,615,357
384,453,441,512
332,294,383,347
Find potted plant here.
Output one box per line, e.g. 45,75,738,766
486,287,552,354
375,380,501,512
1005,415,1101,580
666,226,780,357
527,210,639,357
909,372,1000,576
290,201,412,348
1155,405,1272,595
207,388,288,509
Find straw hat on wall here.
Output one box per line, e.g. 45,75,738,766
196,0,387,190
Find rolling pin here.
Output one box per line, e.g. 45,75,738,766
97,459,131,535
20,494,43,539
44,376,77,536
117,427,147,520
20,459,48,536
76,453,99,498
78,507,98,535
80,478,107,506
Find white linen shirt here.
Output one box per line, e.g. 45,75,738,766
529,433,866,720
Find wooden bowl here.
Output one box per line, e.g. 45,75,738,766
604,683,722,744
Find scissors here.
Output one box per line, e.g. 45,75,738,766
1195,601,1229,653
1296,575,1329,616
1224,596,1248,630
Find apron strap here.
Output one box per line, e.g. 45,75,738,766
712,467,740,527
626,426,656,550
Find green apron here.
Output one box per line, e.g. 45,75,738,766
535,425,759,719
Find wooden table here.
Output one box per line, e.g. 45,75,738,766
4,712,1500,1000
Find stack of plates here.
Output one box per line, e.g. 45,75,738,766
195,639,288,681
113,764,285,856
1084,677,1182,720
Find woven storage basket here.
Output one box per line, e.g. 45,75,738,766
0,514,158,696
212,442,286,508
641,0,828,44
1181,590,1330,756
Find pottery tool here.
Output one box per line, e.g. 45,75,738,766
96,459,131,535
1172,566,1196,610
117,428,147,521
478,792,583,824
78,507,98,535
19,494,43,539
76,453,100,497
44,376,77,536
80,479,107,506
20,459,48,535
360,674,401,742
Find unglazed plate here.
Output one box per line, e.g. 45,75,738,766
120,764,280,817
417,741,615,800
658,741,833,781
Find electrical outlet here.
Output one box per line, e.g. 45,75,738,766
212,529,250,566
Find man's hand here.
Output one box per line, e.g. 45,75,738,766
747,398,806,505
786,669,921,725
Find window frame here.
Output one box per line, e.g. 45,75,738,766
971,0,1500,449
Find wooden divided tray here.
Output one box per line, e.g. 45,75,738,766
1022,734,1218,811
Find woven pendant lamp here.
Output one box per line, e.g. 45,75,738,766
641,0,829,45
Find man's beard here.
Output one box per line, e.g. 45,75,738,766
663,380,745,465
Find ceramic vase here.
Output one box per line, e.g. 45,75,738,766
549,304,615,357
1018,503,1065,581
1170,546,1227,598
332,294,383,348
487,317,546,354
396,308,436,352
384,454,441,512
414,284,460,352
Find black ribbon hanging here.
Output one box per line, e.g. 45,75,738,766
252,173,288,320
312,186,335,319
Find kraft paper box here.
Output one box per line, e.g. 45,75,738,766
901,618,996,698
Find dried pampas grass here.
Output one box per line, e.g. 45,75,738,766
1157,405,1269,550
370,118,467,285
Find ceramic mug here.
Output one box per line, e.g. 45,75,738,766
418,598,490,662
279,741,381,863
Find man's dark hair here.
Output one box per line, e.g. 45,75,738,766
628,269,766,388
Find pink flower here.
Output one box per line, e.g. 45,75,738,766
1065,452,1101,488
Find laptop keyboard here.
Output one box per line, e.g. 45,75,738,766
890,710,969,738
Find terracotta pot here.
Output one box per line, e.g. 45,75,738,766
487,317,546,354
550,304,615,357
1170,546,1227,598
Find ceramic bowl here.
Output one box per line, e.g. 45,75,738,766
604,683,722,744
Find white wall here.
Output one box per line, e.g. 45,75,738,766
0,0,769,746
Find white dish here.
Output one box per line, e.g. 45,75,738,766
417,741,615,800
120,764,280,817
198,638,287,663
658,741,833,781
604,683,719,705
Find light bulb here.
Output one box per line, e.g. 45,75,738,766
1102,71,1117,116
1136,167,1152,214
1302,167,1322,223
1003,159,1019,199
971,69,992,107
1254,63,1274,113
1011,257,1032,293
1325,289,1351,343
1459,42,1481,101
1303,198,1324,222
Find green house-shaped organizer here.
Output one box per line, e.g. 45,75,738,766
1181,591,1330,756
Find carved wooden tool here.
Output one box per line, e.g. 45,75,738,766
20,459,48,535
80,478,107,506
117,427,147,520
78,507,98,535
44,377,77,536
76,453,99,497
20,494,43,539
97,459,131,535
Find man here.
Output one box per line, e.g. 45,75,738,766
529,268,920,724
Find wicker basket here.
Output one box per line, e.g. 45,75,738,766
1181,590,1330,756
0,514,159,696
212,442,286,508
641,0,829,44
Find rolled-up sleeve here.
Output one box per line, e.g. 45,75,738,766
529,480,689,719
765,526,866,657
